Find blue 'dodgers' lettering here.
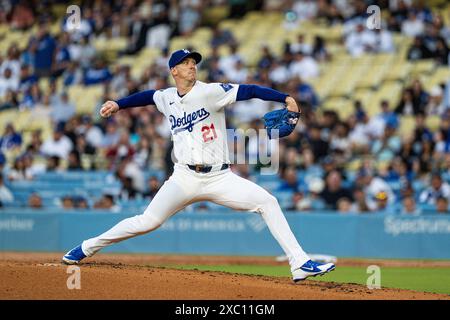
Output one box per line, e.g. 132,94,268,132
169,108,210,133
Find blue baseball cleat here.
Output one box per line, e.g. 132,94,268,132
62,244,86,265
292,260,335,282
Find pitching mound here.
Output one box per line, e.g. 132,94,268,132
0,252,448,300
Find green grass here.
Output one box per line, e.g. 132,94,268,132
165,264,450,295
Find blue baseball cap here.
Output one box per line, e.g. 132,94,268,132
168,49,202,69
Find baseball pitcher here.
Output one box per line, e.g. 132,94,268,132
62,49,335,282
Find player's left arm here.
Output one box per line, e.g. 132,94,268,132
236,84,300,113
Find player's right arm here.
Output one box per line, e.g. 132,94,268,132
100,90,156,118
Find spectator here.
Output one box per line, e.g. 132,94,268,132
412,112,433,147
378,100,400,128
74,134,96,162
178,0,201,35
319,170,353,210
40,125,74,160
0,68,19,100
143,175,161,199
28,193,43,209
407,36,433,61
352,188,370,213
436,196,449,213
257,45,275,70
1,44,21,83
8,157,32,181
67,150,83,170
329,122,351,157
110,65,132,98
410,79,429,111
145,1,171,50
45,155,63,172
122,12,149,55
345,23,376,57
31,93,52,121
0,123,22,152
337,197,354,214
101,120,121,148
79,115,103,149
296,77,319,109
401,195,421,215
119,176,139,200
62,61,83,86
292,0,318,22
25,130,43,156
268,59,290,85
305,177,326,210
433,38,449,65
61,196,75,209
425,85,446,116
18,64,37,94
371,124,402,162
307,124,329,161
219,43,244,80
227,59,248,83
84,58,112,85
401,11,425,38
93,194,120,212
290,34,312,55
359,169,396,211
419,174,450,205
285,191,305,211
51,32,72,79
20,82,43,110
133,136,152,169
0,89,19,111
289,51,319,80
373,191,393,213
116,155,145,193
74,196,89,209
395,89,416,115
0,174,14,205
373,28,395,53
210,25,235,48
311,35,330,62
105,131,135,165
50,91,76,124
28,21,56,78
278,166,300,192
434,117,450,158
206,58,226,83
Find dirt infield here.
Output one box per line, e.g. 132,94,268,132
1,252,449,300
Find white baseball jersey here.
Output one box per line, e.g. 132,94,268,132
153,80,239,165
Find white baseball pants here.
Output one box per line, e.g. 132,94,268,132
82,164,310,271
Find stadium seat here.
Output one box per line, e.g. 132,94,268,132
399,116,416,137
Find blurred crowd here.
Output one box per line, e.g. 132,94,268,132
0,0,449,214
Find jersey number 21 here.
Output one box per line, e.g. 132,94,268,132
201,123,217,142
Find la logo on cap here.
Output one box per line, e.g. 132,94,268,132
182,49,190,53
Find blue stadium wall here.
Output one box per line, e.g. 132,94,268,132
1,210,450,259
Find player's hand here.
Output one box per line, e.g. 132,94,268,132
100,100,119,118
285,96,301,113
